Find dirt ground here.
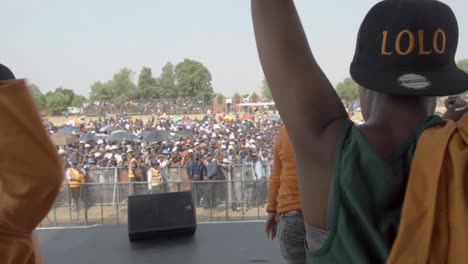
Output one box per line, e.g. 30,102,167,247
47,114,207,127
40,202,268,228
47,107,447,127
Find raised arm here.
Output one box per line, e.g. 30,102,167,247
251,1,347,147
252,1,349,229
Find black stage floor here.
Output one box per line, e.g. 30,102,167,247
38,222,284,264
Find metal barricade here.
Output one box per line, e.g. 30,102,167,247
40,164,272,228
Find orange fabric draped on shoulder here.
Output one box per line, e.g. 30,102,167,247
387,114,468,264
0,80,64,263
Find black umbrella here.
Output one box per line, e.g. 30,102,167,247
109,131,137,141
58,126,80,133
138,130,153,139
99,125,116,133
174,129,194,139
81,134,94,142
82,133,109,142
143,130,172,142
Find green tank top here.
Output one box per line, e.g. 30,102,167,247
307,116,442,264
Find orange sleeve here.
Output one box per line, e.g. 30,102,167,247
266,128,283,213
0,80,64,263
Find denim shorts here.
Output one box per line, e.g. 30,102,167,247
278,210,307,264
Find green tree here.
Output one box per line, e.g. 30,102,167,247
336,77,359,113
111,68,137,102
90,81,112,101
45,89,75,114
137,67,160,99
175,59,214,103
51,87,75,106
159,62,177,98
260,78,272,100
457,59,468,73
71,95,87,107
89,68,137,102
27,83,46,110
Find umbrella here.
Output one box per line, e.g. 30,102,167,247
58,126,80,133
174,129,193,139
50,133,77,146
223,114,236,121
143,131,172,142
109,131,137,141
99,125,115,133
111,129,127,134
240,114,253,121
173,116,183,122
267,114,281,122
82,133,109,142
81,134,94,142
95,133,109,139
138,130,153,138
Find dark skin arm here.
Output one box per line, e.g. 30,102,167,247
252,0,348,229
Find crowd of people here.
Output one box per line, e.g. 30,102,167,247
83,98,208,116
48,111,280,170
47,111,282,211
2,0,468,263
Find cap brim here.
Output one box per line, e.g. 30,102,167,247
351,65,468,96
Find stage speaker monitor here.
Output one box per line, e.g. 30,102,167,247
128,191,197,242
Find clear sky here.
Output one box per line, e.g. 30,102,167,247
2,0,468,97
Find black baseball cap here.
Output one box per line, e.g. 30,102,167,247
0,64,15,80
350,0,468,96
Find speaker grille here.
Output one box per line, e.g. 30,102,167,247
128,191,197,241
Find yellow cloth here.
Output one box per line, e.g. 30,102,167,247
387,114,468,264
267,126,302,214
69,168,85,188
150,168,162,183
129,158,141,178
0,80,63,263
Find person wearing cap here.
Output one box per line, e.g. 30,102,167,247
265,126,305,264
252,0,467,263
66,160,86,212
147,160,164,193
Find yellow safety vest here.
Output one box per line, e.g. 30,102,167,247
129,158,141,178
69,168,84,188
150,168,162,183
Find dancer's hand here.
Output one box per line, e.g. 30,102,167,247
265,212,278,240
443,96,467,122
